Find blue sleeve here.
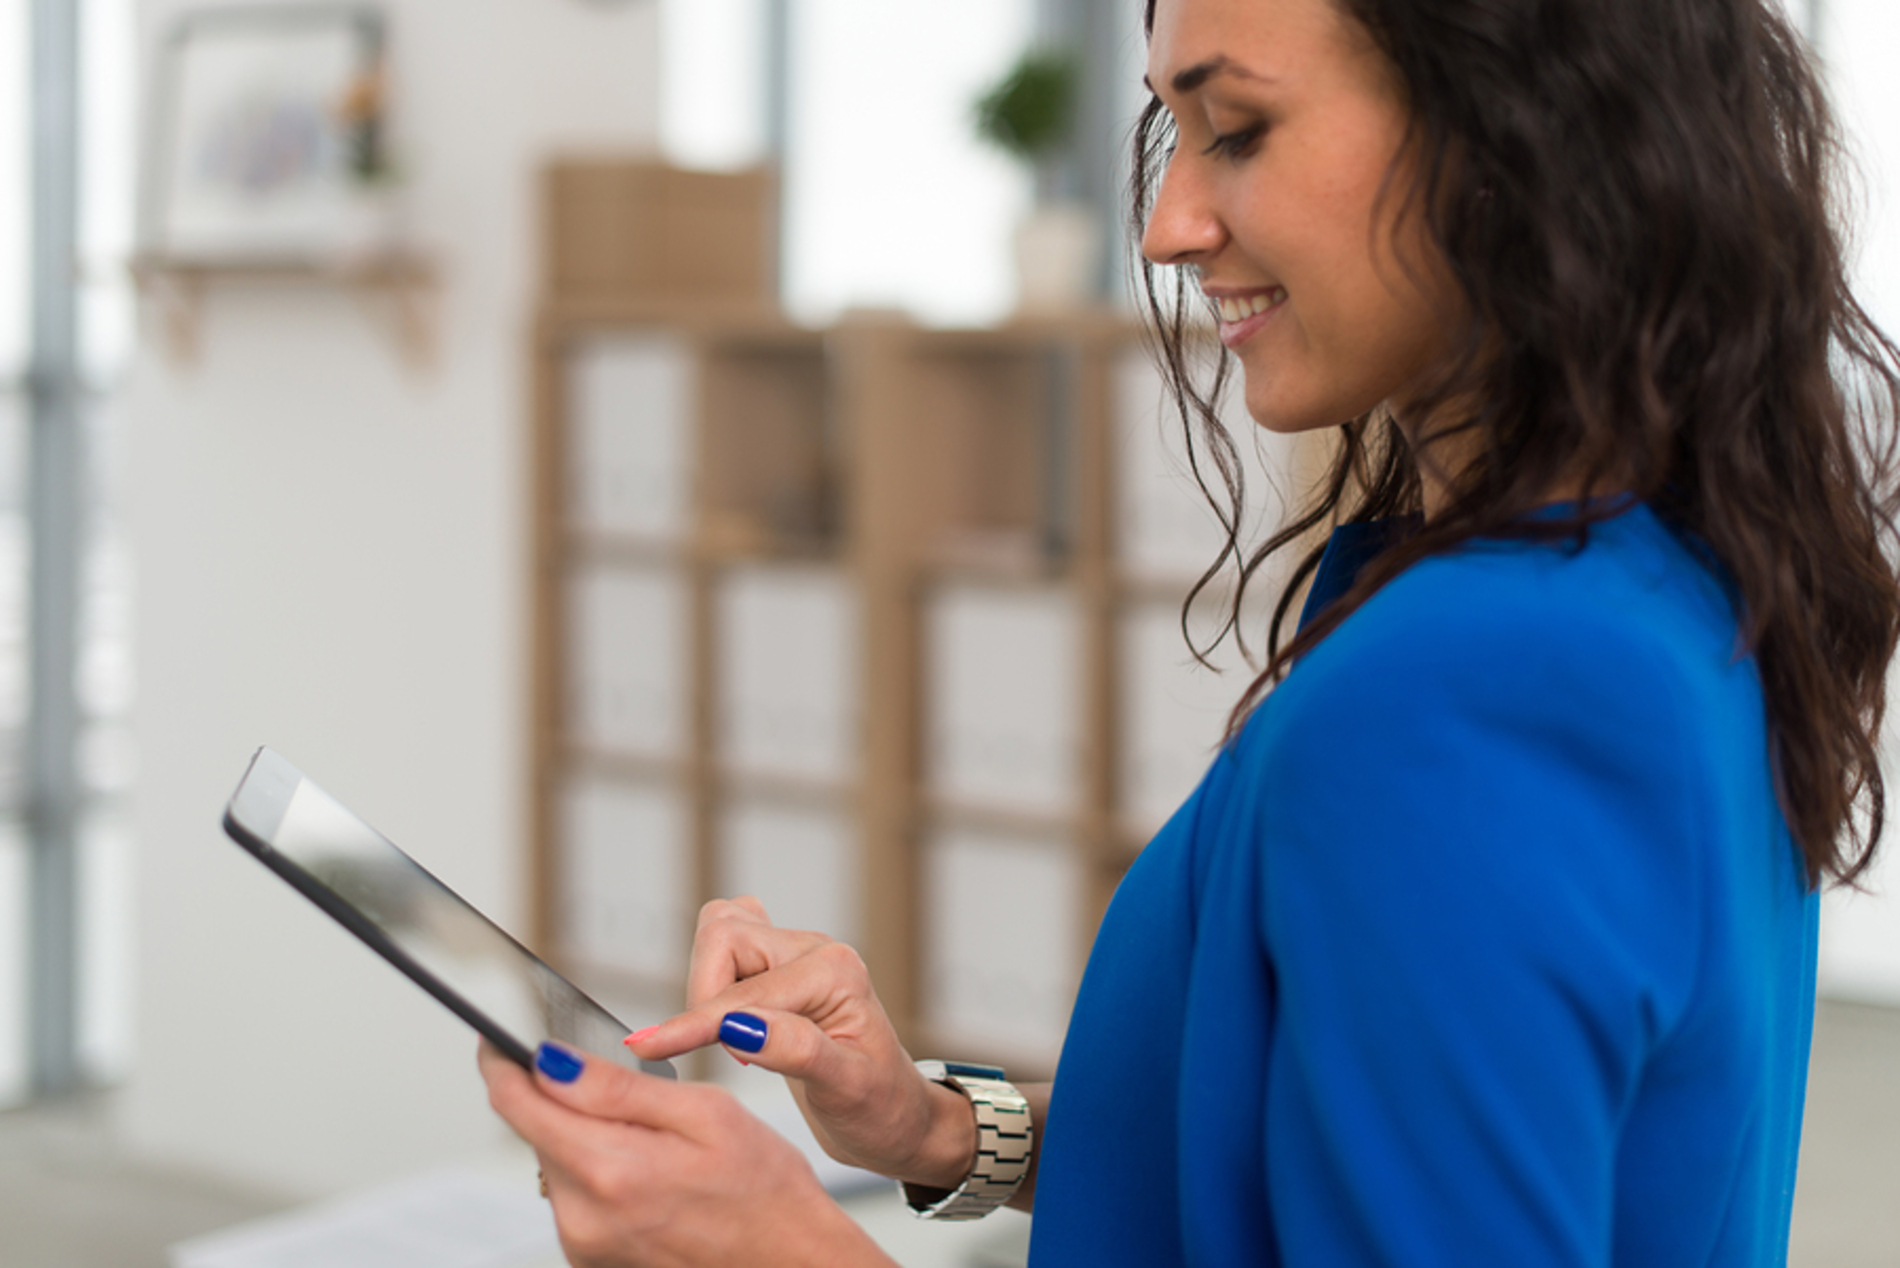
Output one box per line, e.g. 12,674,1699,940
1255,579,1707,1266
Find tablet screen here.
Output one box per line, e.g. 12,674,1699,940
226,748,673,1077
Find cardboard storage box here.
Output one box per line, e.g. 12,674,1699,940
544,160,777,305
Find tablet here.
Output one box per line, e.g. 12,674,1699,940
223,746,675,1079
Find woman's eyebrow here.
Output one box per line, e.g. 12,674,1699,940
1143,54,1277,97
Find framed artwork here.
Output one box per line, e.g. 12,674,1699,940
140,4,391,263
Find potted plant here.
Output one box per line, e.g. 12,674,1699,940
975,49,1103,313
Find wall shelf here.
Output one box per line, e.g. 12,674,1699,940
131,251,441,371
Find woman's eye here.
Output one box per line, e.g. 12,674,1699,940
1201,123,1266,161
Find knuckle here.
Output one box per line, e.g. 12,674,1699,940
697,895,767,931
572,1156,632,1210
692,1083,743,1127
813,939,868,983
560,1216,615,1267
691,915,746,956
597,1161,645,1211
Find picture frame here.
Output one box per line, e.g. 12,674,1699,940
140,4,392,264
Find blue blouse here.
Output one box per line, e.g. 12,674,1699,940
1028,503,1817,1267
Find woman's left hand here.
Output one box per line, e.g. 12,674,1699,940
479,1040,895,1268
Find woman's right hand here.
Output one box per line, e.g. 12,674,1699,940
622,898,977,1190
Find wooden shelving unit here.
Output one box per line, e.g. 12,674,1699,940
527,170,1320,1077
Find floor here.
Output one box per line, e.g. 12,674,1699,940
2,1000,1896,1268
1786,1001,1900,1267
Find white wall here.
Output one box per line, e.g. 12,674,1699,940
121,0,659,1198
1816,0,1900,1004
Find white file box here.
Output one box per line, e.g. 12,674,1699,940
1113,351,1298,582
565,567,685,758
719,799,861,949
715,566,860,783
925,584,1080,815
1119,600,1260,837
923,827,1081,1065
567,335,695,542
558,776,690,983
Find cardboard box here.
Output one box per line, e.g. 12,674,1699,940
543,160,777,305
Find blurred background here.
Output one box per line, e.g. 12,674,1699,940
0,0,1896,1265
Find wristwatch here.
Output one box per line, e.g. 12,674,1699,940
901,1060,1033,1221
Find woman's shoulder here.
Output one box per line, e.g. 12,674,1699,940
1253,504,1757,766
1317,506,1732,678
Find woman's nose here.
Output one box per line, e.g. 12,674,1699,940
1141,153,1226,266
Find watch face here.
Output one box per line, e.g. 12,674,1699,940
940,1061,1007,1081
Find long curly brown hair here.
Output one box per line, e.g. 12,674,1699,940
1133,0,1900,887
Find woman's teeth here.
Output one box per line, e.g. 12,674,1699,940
1215,289,1285,323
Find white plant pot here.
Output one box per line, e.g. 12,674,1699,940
1013,202,1103,314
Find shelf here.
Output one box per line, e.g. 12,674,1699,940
718,768,858,810
920,530,1071,586
563,746,689,786
916,795,1079,841
696,516,842,566
562,746,859,808
563,532,688,570
132,250,441,370
1115,571,1205,606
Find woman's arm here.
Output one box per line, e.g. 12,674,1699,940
627,899,1052,1213
1248,576,1711,1265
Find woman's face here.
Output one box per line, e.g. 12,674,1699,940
1143,0,1460,436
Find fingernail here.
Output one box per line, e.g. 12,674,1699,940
536,1042,584,1084
719,1011,767,1054
623,1025,660,1047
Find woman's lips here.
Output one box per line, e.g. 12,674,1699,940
1211,287,1287,349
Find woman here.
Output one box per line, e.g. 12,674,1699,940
482,0,1900,1262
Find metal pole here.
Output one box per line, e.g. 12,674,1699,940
27,0,86,1099
763,0,790,163
1036,0,1124,303
763,0,791,304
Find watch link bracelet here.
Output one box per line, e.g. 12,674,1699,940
901,1060,1033,1221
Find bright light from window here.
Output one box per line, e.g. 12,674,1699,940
0,0,27,378
659,0,770,172
783,0,1035,327
1818,0,1900,1006
1822,0,1900,337
80,0,136,385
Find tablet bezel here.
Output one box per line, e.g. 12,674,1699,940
222,746,675,1079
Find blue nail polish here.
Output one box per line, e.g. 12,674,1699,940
720,1012,768,1054
536,1042,584,1083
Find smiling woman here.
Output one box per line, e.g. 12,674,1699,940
1139,2,1456,450
479,1,1900,1264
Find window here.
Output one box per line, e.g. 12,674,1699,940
0,0,137,1104
661,0,1039,326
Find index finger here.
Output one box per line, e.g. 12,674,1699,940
684,903,831,1010
628,943,863,1062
